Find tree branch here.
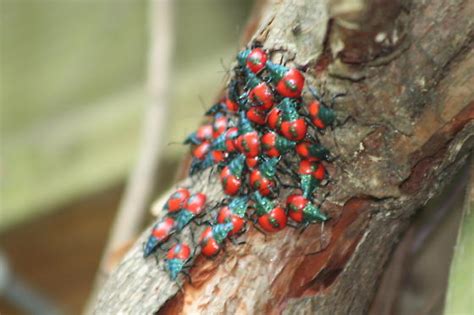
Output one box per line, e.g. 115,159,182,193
92,0,474,314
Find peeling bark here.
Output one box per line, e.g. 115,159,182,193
92,0,474,314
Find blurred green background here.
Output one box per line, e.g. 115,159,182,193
1,0,253,231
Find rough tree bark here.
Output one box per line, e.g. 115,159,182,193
92,0,473,314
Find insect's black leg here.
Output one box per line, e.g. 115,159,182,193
158,243,172,253
287,221,299,229
182,270,193,285
193,218,212,226
153,252,161,265
308,86,322,101
276,178,299,190
299,222,310,235
330,92,347,106
189,229,196,247
251,221,268,241
171,235,181,244
176,281,184,293
230,237,246,246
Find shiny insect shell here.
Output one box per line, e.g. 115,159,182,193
252,192,287,232
172,193,207,231
143,217,176,258
184,123,213,145
266,98,308,142
245,156,259,169
164,188,191,213
212,113,229,138
249,158,279,196
216,196,249,236
295,142,330,162
237,47,268,74
212,127,239,153
306,99,335,130
286,193,328,224
245,70,274,111
261,131,296,158
234,112,261,158
199,222,234,257
220,154,246,196
247,107,267,125
192,141,211,161
298,160,326,198
205,96,238,116
266,62,305,98
278,98,308,141
165,243,192,281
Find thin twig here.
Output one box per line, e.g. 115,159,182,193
83,1,174,313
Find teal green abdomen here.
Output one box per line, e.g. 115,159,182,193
213,222,233,243
300,175,320,198
167,259,185,281
303,203,328,222
175,210,194,231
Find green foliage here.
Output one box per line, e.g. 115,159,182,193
444,166,474,315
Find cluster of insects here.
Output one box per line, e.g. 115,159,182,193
143,45,337,282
